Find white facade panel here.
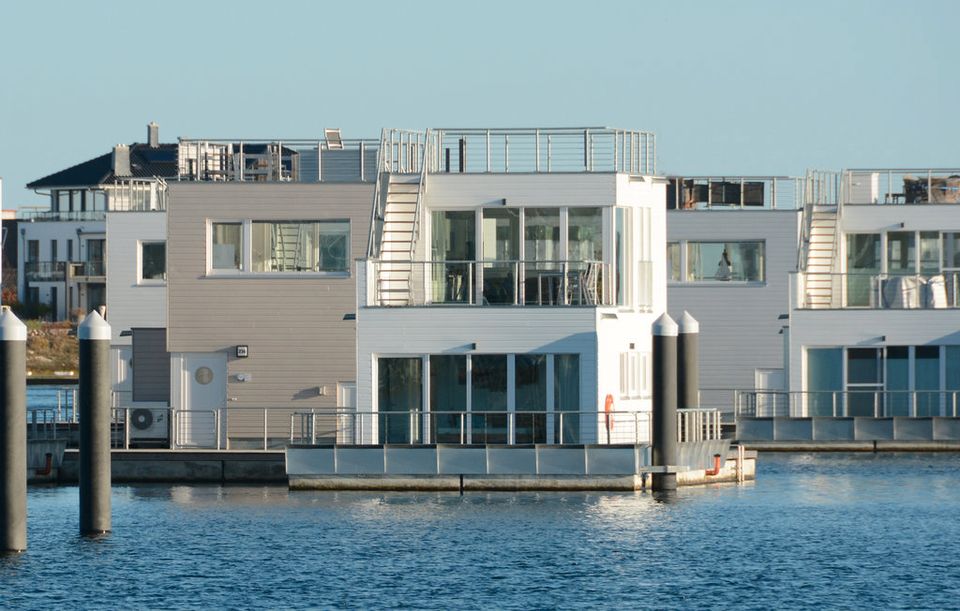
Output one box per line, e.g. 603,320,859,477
667,210,801,410
105,211,167,345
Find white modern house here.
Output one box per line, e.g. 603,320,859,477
354,127,664,445
782,169,960,420
665,176,804,415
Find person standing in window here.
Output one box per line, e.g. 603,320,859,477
715,249,732,281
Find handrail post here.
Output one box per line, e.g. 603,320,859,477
535,129,540,172
124,407,130,449
311,412,317,445
485,130,491,173
215,409,221,450
263,409,268,451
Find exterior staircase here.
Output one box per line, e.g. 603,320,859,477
803,206,838,307
376,174,422,305
274,223,303,271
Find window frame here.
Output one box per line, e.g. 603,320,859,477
137,240,167,285
206,219,351,278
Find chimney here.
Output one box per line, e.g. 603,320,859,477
112,144,131,176
147,122,159,148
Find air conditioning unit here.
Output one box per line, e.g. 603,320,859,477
128,408,170,445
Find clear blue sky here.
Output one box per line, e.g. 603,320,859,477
2,0,957,208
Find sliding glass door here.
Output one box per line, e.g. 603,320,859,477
514,355,547,443
481,209,520,305
378,358,422,443
430,355,467,442
471,355,508,443
431,211,475,303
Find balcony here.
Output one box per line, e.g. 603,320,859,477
70,261,106,279
25,261,66,281
795,272,960,309
363,259,654,308
18,210,107,222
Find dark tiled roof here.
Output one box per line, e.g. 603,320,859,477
26,143,179,189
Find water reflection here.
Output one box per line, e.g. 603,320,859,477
2,454,960,609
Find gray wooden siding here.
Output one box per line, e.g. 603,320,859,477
167,182,373,415
132,328,169,402
667,210,800,409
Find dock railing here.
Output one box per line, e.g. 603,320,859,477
736,389,960,419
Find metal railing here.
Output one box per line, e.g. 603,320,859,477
667,176,804,210
70,261,106,277
736,389,960,418
17,209,107,222
795,271,960,309
842,169,960,205
426,127,655,175
24,261,67,281
106,179,168,212
368,259,627,307
291,408,722,446
177,138,380,183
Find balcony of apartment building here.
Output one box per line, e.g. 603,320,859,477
24,260,66,282
794,168,960,311
361,127,657,309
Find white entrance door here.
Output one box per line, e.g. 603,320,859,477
179,353,227,448
754,368,786,417
337,382,357,444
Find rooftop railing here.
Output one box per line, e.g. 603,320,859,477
842,169,960,205
424,127,656,175
794,271,960,309
106,179,168,212
177,138,380,183
667,176,804,210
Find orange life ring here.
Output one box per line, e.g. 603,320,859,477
604,394,614,432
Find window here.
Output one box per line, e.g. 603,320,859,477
251,221,349,273
568,208,603,261
619,351,649,399
50,240,58,262
27,240,39,263
667,242,681,282
67,239,73,262
685,241,764,282
212,222,243,270
140,242,166,282
887,231,915,275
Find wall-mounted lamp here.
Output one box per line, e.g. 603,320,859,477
501,198,508,206
236,345,249,358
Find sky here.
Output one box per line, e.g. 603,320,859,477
1,0,958,208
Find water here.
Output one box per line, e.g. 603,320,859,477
2,453,960,609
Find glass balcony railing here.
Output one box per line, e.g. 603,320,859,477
71,261,106,277
24,261,66,281
795,272,960,309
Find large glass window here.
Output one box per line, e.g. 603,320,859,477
567,208,602,262
378,357,422,444
943,233,960,269
481,209,519,305
554,354,580,443
685,241,764,282
806,348,843,416
847,348,882,417
515,355,547,443
431,211,475,303
140,242,166,281
524,209,562,305
885,347,910,416
887,231,915,275
251,221,349,272
471,354,508,443
615,208,632,305
846,234,880,306
920,232,941,275
430,355,467,443
667,242,681,282
212,222,242,270
915,346,940,416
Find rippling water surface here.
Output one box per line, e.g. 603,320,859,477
2,453,960,609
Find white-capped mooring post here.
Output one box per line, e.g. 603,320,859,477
652,313,678,491
79,310,111,536
0,307,27,552
677,311,700,411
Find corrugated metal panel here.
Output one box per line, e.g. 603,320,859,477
132,328,169,402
